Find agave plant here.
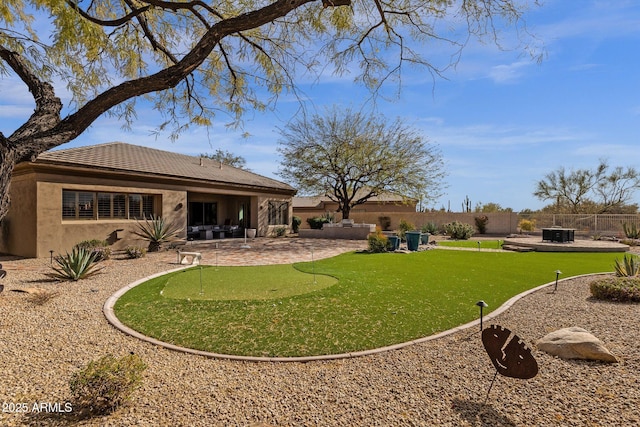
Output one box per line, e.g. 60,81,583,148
614,254,640,277
47,247,103,281
622,222,640,239
132,215,181,252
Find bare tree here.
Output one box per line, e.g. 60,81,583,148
0,0,540,222
533,160,640,213
277,107,445,219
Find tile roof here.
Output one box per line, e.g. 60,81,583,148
35,142,295,192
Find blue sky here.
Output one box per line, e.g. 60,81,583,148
2,0,639,212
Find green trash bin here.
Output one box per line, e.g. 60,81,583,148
406,231,421,251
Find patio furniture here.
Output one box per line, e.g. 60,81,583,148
542,228,575,243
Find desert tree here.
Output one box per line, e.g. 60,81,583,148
277,107,446,219
0,0,541,222
200,149,248,170
533,160,640,213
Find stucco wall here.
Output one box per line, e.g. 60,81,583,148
0,174,38,257
33,181,186,258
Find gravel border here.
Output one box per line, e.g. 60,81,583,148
1,250,639,426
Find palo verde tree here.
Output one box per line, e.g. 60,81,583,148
277,107,446,219
200,149,248,170
0,0,540,222
534,160,640,213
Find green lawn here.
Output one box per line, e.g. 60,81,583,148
437,239,504,249
114,250,619,357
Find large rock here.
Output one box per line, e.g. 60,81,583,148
537,327,618,363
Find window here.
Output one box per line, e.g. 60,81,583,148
63,190,158,220
268,201,289,225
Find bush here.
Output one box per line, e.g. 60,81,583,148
421,222,438,235
397,219,415,241
75,239,111,262
474,215,489,234
614,254,639,277
70,353,147,415
272,226,287,237
590,276,640,302
443,221,475,240
367,229,388,253
46,247,103,281
292,216,302,233
125,246,147,259
307,216,331,230
518,219,536,233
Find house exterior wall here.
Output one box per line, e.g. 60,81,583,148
1,164,294,258
0,173,38,257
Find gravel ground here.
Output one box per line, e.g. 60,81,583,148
1,248,639,426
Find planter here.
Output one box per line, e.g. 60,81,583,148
420,232,430,245
387,236,400,251
406,231,421,251
246,228,257,239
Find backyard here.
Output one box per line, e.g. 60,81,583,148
114,249,621,357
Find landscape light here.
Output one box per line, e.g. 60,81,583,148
477,241,481,251
554,270,562,292
476,300,488,331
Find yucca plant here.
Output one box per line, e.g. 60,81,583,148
132,215,181,252
47,247,103,281
622,222,640,239
614,254,640,277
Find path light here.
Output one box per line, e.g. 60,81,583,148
477,241,481,251
199,266,204,296
215,242,219,270
476,300,488,331
554,270,562,292
50,250,54,264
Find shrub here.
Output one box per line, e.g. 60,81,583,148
474,215,489,234
75,239,111,262
367,229,388,253
397,219,415,241
614,254,639,277
307,216,331,230
27,290,59,306
292,216,302,233
622,222,640,239
421,222,438,235
125,246,147,259
70,353,147,415
518,219,536,233
132,215,181,252
590,276,640,302
272,226,287,237
443,221,475,240
46,247,103,281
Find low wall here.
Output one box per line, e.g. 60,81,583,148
299,224,376,240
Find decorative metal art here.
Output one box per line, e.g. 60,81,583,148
481,325,538,402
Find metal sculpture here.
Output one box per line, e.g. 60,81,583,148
481,325,538,402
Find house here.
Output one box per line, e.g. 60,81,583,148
0,142,296,258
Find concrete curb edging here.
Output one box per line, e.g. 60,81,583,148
104,271,611,363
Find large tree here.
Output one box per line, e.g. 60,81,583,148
277,107,445,219
0,0,539,222
533,160,640,213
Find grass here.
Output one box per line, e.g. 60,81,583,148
114,250,618,358
161,265,337,301
437,239,503,249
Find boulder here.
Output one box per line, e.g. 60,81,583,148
537,327,618,363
